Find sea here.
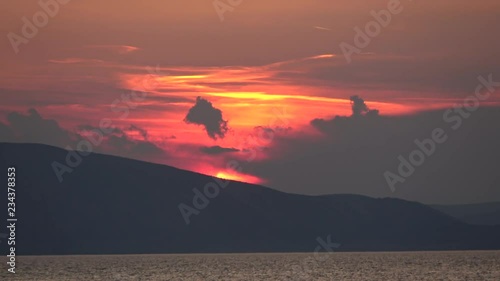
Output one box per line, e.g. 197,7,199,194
1,251,499,280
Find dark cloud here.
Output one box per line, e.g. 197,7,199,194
77,124,166,161
105,134,165,160
126,125,149,140
349,95,379,117
245,102,500,205
311,96,382,145
184,96,229,140
0,122,14,142
0,108,76,147
200,145,239,155
0,109,168,162
77,124,122,135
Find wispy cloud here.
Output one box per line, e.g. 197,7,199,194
48,58,105,64
313,26,332,31
85,45,140,54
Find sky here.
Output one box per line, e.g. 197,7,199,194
1,0,500,204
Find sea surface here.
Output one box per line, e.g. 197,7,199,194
1,251,499,280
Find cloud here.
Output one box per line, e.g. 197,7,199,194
311,96,382,145
85,45,140,54
0,109,167,162
77,124,166,161
0,122,13,142
244,103,500,205
200,145,239,155
105,134,165,159
125,125,149,140
184,96,229,140
48,58,105,64
349,95,379,117
263,53,500,100
313,26,332,31
0,108,76,147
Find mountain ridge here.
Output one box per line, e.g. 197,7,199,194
432,202,500,226
1,142,499,255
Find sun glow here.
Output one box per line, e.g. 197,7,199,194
215,172,263,185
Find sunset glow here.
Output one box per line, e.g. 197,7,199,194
215,172,262,185
2,0,500,189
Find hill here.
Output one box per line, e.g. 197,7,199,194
431,202,500,226
1,143,499,255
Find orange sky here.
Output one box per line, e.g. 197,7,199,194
2,0,500,183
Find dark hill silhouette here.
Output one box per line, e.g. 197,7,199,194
431,202,500,226
1,143,499,255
